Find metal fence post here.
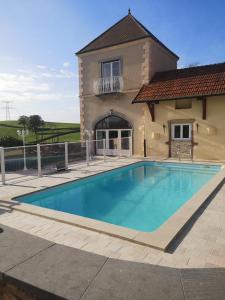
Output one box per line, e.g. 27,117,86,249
37,144,42,177
103,139,106,162
86,140,89,166
0,147,6,185
129,136,132,157
118,137,122,157
65,142,68,170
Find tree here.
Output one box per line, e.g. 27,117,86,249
27,115,45,141
18,115,29,129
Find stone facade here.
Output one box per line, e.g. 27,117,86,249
0,282,37,300
170,140,192,159
143,97,225,161
76,14,225,162
77,38,177,156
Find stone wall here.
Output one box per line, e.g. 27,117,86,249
170,140,192,159
0,282,37,300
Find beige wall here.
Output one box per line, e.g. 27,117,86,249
143,96,225,161
78,39,149,144
77,37,225,161
79,38,178,96
77,37,178,148
149,40,178,78
81,40,146,95
82,92,145,155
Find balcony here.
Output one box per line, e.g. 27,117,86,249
93,76,123,95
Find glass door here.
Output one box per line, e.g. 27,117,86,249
96,129,132,156
121,130,132,155
102,60,120,93
108,130,118,155
96,130,106,155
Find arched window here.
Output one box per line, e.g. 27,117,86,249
95,115,132,130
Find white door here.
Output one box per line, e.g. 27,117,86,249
108,130,119,155
121,130,132,156
96,129,132,156
96,130,106,155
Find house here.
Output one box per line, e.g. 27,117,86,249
76,11,225,161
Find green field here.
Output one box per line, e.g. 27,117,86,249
0,120,80,144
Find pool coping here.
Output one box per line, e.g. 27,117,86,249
3,160,225,251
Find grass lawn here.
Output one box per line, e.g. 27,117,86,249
0,120,80,144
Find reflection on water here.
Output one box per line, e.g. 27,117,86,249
19,163,219,232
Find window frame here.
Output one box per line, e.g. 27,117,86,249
101,59,121,78
171,123,192,141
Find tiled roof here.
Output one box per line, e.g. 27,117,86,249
133,62,225,103
76,13,178,58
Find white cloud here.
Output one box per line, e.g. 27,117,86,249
55,69,77,79
36,65,47,69
39,72,54,78
0,73,49,94
0,64,79,122
0,70,76,104
63,62,70,68
17,68,34,74
37,69,77,79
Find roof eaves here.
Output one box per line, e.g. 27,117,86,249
133,92,225,103
132,84,148,104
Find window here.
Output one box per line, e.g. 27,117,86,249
99,60,122,93
95,115,132,130
175,99,192,109
171,124,192,140
101,60,120,78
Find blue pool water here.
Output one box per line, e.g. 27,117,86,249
17,162,220,232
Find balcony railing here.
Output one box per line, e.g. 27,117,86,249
93,76,123,95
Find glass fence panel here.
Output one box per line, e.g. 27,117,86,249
88,139,106,160
121,137,130,150
1,137,133,184
4,146,38,172
96,139,103,150
68,141,86,164
40,143,65,172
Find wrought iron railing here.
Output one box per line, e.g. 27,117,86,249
93,76,123,95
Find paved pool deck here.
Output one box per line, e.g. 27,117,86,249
1,224,225,300
0,157,225,271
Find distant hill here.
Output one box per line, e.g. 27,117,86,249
0,120,80,144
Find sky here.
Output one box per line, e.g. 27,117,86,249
0,0,225,123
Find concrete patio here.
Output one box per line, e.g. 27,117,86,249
0,157,225,298
0,224,225,299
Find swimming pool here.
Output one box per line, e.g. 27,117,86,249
17,162,220,232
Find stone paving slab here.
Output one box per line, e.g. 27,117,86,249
5,243,108,300
81,258,185,300
180,268,225,300
0,224,53,274
1,224,225,300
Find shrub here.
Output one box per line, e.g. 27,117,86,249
0,136,23,147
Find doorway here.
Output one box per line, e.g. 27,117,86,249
96,129,132,156
95,115,132,156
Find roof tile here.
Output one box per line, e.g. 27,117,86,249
133,62,225,102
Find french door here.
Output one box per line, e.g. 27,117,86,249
96,129,132,156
